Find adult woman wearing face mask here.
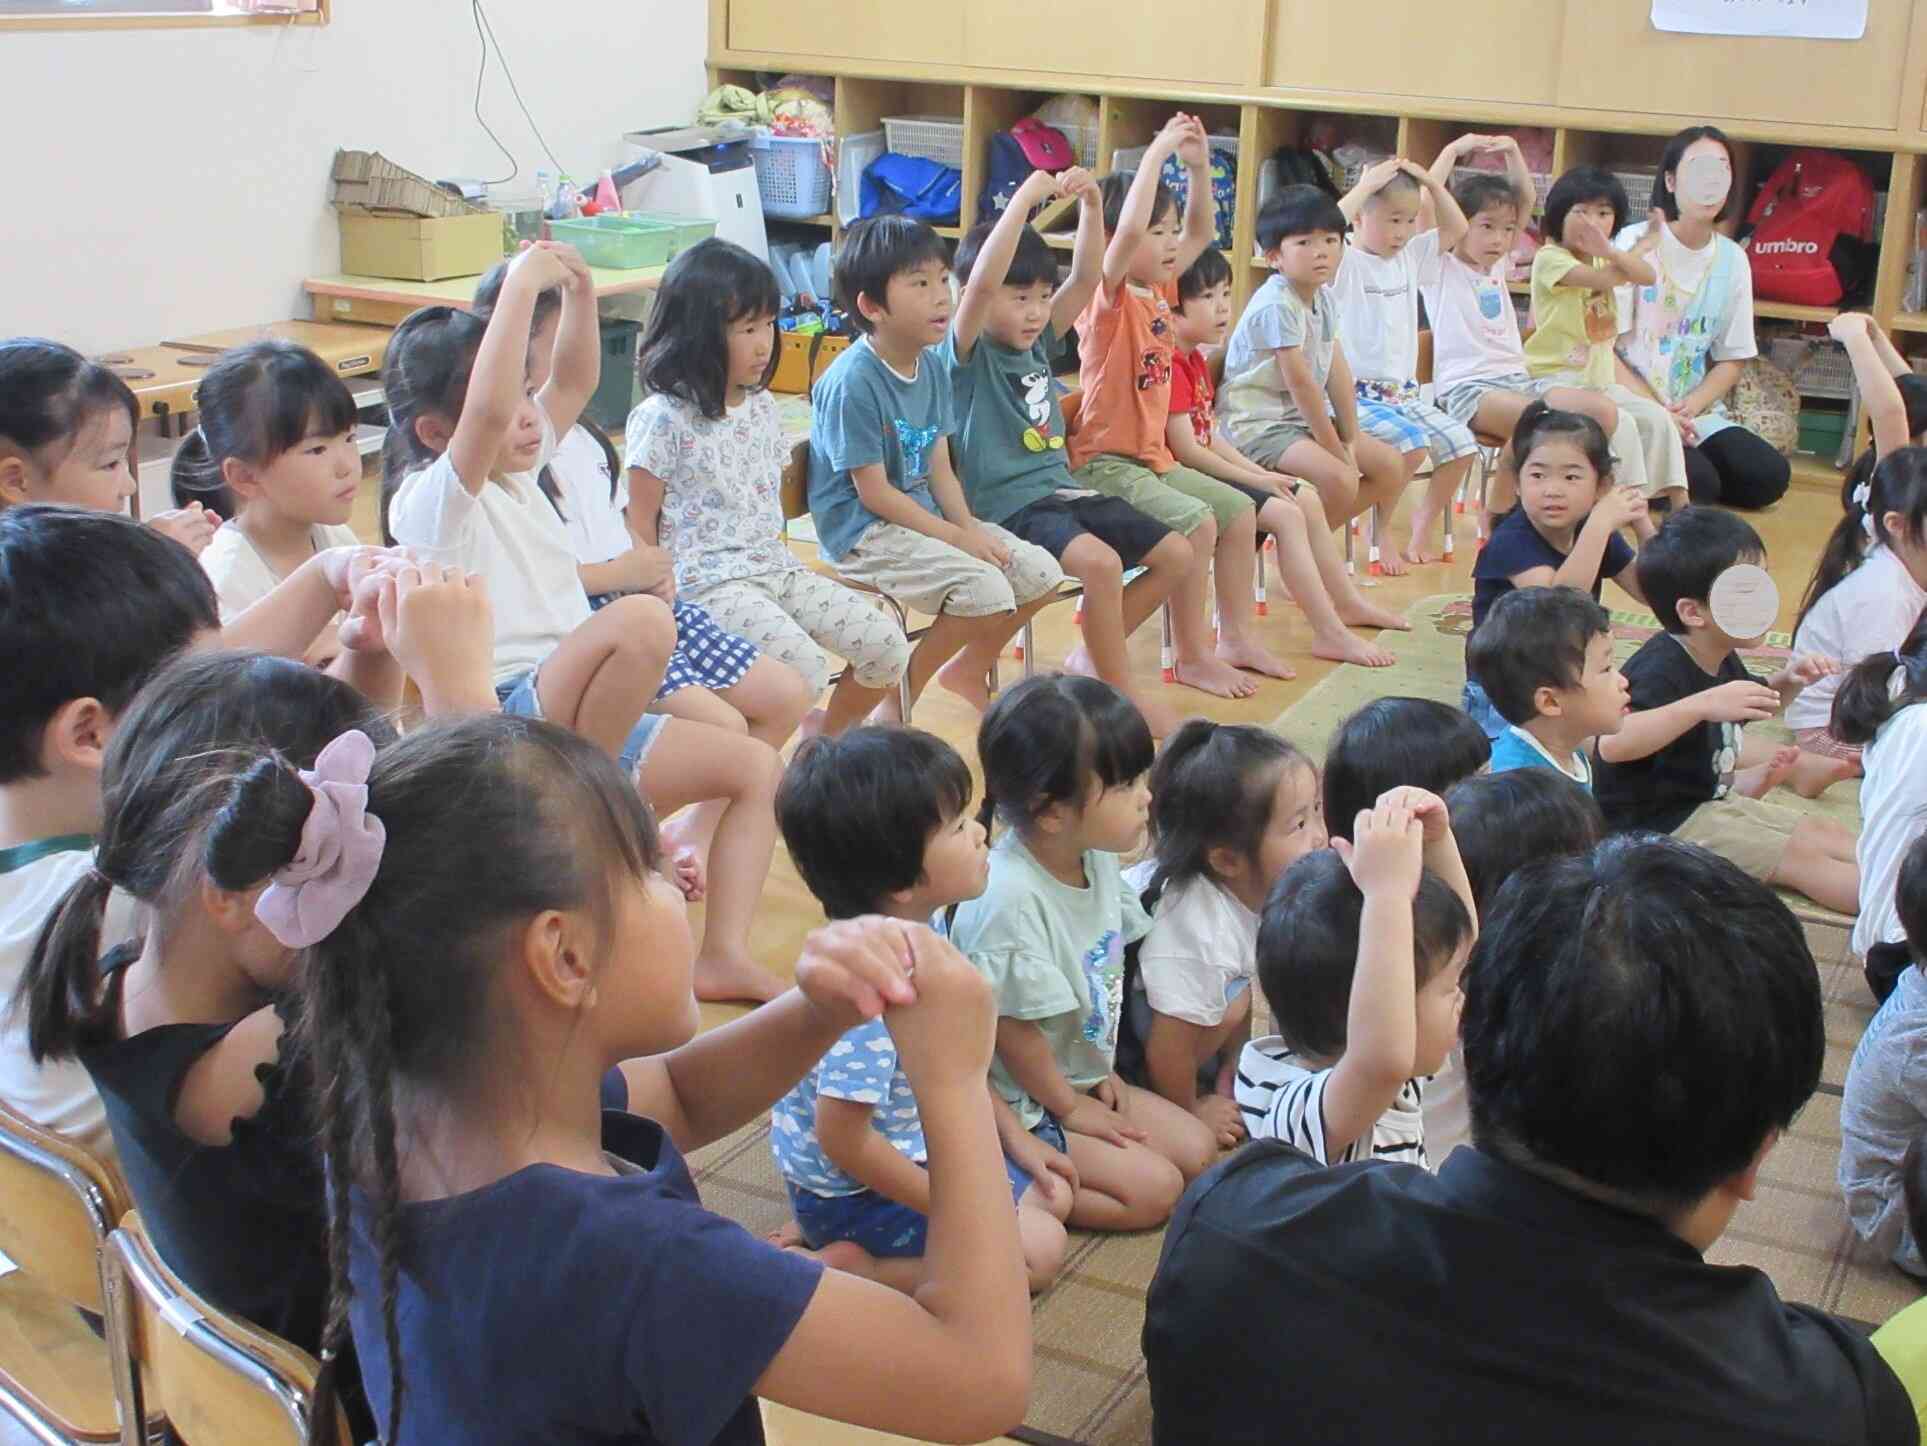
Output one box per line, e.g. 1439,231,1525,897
1612,126,1791,510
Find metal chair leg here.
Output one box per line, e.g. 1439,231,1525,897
1160,603,1176,683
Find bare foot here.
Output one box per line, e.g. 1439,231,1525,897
766,1221,805,1249
1311,630,1397,668
1336,598,1410,632
693,950,789,1004
1789,750,1860,799
935,653,993,714
1376,546,1410,578
1216,637,1296,681
1402,514,1443,566
657,812,712,879
669,847,706,903
1170,655,1260,700
1733,746,1799,800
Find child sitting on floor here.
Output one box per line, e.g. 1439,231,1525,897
1467,586,1630,789
1124,721,1325,1152
1333,156,1480,567
946,165,1193,734
1160,246,1404,667
809,215,1064,718
1594,507,1860,914
1320,696,1491,841
770,726,1073,1293
1236,787,1476,1166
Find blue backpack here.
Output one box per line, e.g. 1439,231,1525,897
1160,146,1239,251
859,153,963,224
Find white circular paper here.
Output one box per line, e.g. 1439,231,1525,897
1678,154,1732,211
1709,563,1779,640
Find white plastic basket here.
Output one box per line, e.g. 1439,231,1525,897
1767,336,1856,399
1450,165,1552,215
883,114,965,168
750,132,832,220
837,129,884,226
1614,168,1658,217
1056,121,1099,170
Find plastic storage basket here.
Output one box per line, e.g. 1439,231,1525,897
1614,169,1658,216
1057,121,1099,169
883,115,966,167
620,212,717,258
751,132,833,219
1112,135,1241,176
548,215,674,270
1450,166,1553,216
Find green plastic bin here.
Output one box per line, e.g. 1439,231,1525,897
1796,408,1848,457
621,212,718,259
585,319,643,432
548,215,674,270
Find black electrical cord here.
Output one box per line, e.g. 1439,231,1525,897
470,0,566,187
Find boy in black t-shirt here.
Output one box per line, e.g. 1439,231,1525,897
1593,508,1859,915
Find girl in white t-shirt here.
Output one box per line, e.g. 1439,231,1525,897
171,340,365,662
1126,721,1324,1151
382,244,790,1003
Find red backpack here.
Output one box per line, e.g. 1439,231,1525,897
1745,149,1876,307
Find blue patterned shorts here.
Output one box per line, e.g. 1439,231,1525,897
787,1153,1038,1257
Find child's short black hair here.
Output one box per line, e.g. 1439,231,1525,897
1462,835,1823,1214
1322,697,1490,841
833,216,950,335
953,221,1059,291
1257,185,1349,252
1543,165,1631,247
0,505,219,784
1099,172,1178,237
1257,849,1474,1062
1444,769,1605,914
1364,171,1422,207
776,726,974,919
977,674,1154,833
1635,505,1766,633
1176,245,1233,306
1465,586,1613,726
1452,172,1525,223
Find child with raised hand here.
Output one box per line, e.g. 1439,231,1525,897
0,337,219,555
1467,586,1630,788
1791,316,1927,762
948,165,1195,733
1220,186,1408,564
628,239,912,737
809,215,1065,721
948,675,1217,1231
1162,247,1404,666
235,712,1028,1446
1525,168,1690,511
771,726,1073,1293
1067,115,1282,695
1320,696,1492,842
1236,787,1476,1166
1333,155,1482,567
383,243,787,1002
1595,507,1860,914
1126,721,1326,1150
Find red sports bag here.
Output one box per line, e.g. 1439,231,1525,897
1745,149,1876,307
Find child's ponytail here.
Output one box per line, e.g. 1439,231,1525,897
16,868,118,1064
975,675,1155,834
1509,401,1615,482
1799,446,1927,631
1145,720,1308,895
379,307,486,543
1832,603,1927,745
169,427,233,517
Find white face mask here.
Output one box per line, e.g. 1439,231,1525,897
1708,563,1779,639
1677,153,1732,212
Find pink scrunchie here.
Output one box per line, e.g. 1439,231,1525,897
254,730,386,949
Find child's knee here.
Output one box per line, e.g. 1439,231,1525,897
601,594,676,662
1062,535,1124,590
1146,531,1194,575
1168,1117,1220,1182
1018,1205,1069,1290
1261,496,1306,542
854,632,912,690
766,658,817,718
1137,1151,1187,1215
1186,513,1218,557
1293,483,1330,529
1219,503,1257,547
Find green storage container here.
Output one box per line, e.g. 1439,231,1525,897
1796,408,1849,457
548,215,674,270
620,212,718,259
585,319,643,432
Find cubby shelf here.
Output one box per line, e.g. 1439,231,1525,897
1756,301,1841,323
1892,311,1927,334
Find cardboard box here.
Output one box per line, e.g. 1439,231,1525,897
338,212,503,282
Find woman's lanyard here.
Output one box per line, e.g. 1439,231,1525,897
0,835,93,876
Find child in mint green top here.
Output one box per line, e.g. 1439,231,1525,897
947,675,1220,1234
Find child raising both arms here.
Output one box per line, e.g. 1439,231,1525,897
949,676,1220,1233
383,243,788,1002
1161,247,1403,666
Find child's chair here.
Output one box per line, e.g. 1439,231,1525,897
0,1101,138,1443
102,1212,352,1446
1416,329,1505,553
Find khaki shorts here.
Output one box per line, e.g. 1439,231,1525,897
1071,455,1249,534
1675,794,1801,882
837,520,1063,619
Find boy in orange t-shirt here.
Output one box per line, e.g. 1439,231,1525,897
1068,114,1280,696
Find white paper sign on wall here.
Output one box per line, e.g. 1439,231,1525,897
1650,0,1868,40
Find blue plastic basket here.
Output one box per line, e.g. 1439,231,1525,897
750,132,833,220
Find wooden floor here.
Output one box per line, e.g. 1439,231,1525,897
0,468,1848,1445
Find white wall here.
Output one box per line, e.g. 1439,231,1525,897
5,0,709,354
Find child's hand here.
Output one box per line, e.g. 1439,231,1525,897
796,915,923,1026
1632,212,1666,255
542,240,596,292
1360,157,1405,193
1057,166,1100,206
1193,1093,1245,1149
1666,405,1700,446
1695,679,1783,724
378,562,494,697
509,241,573,292
606,545,677,602
1175,115,1210,168
1781,653,1841,687
1010,1134,1078,1211
1015,170,1059,210
1829,312,1873,342
1333,795,1424,901
1062,1089,1149,1148
1148,114,1191,162
955,523,1012,568
1377,786,1451,845
1588,483,1644,532
321,545,415,651
1566,214,1614,259
881,927,996,1091
148,502,220,557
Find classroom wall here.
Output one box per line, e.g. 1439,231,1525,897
5,0,707,354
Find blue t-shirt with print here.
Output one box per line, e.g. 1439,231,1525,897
807,337,954,561
770,1016,924,1199
944,323,1075,524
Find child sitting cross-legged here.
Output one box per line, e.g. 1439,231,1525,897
1161,247,1404,667
770,726,1074,1293
947,166,1194,735
1466,586,1631,790
1235,787,1476,1166
809,215,1064,720
1594,507,1860,914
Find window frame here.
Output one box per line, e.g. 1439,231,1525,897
0,0,328,30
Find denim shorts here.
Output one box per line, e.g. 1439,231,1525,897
496,665,667,773
787,1152,1038,1257
1460,677,1507,742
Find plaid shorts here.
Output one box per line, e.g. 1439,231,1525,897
660,598,761,698
1355,394,1482,467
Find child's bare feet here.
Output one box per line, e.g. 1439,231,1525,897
1376,548,1411,578
935,653,994,714
1788,750,1860,799
1402,512,1444,566
1336,598,1411,632
669,847,706,903
693,949,788,1004
1171,655,1260,699
1215,637,1296,681
1311,629,1397,668
1734,746,1800,799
